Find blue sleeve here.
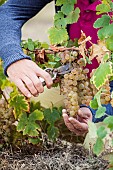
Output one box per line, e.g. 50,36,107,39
0,0,52,75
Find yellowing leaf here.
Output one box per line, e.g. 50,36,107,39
89,41,110,63
92,62,112,89
9,95,29,119
78,31,91,62
88,121,97,139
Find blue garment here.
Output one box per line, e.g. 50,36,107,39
0,0,52,75
0,0,113,122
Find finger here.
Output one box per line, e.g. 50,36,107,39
22,76,38,96
63,113,75,132
14,79,32,98
68,117,88,131
77,116,89,124
34,67,53,88
28,73,44,93
78,108,90,119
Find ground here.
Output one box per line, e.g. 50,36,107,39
0,138,108,170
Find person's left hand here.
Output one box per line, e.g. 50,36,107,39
62,107,92,136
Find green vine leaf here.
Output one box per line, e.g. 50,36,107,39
56,0,76,7
97,23,113,40
61,2,74,15
94,15,110,28
66,8,80,24
23,124,39,137
9,95,29,119
43,107,61,125
55,0,66,6
29,110,44,121
106,36,113,51
97,27,107,40
96,4,111,15
95,106,106,118
28,137,41,145
93,137,104,156
104,116,113,130
97,126,107,139
17,112,28,132
92,62,112,89
90,98,98,109
27,38,35,51
48,27,69,45
17,110,44,137
54,12,67,28
47,125,59,140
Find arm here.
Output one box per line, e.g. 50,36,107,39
0,0,53,97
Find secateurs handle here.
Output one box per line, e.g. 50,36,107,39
39,63,73,86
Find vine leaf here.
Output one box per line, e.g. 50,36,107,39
9,95,29,119
104,116,113,130
17,112,28,132
47,125,59,140
90,98,98,109
28,137,41,145
43,107,61,125
106,36,113,51
61,2,74,15
94,14,110,28
66,8,80,24
17,110,44,137
56,0,66,6
54,12,67,28
88,121,97,139
96,4,111,15
97,126,107,139
27,38,35,51
93,137,104,156
48,27,69,45
91,62,112,89
95,106,106,118
56,0,76,7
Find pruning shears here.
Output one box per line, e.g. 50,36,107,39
39,63,73,86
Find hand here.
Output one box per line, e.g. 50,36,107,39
7,59,53,98
62,107,92,136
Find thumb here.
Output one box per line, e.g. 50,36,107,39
78,107,90,119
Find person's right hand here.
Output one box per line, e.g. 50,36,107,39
7,59,53,98
62,107,92,136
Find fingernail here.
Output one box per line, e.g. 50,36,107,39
62,109,66,112
69,117,73,121
27,94,32,98
62,113,66,116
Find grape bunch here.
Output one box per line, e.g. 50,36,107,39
0,99,15,142
59,51,97,117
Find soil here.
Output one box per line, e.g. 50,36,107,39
0,138,108,170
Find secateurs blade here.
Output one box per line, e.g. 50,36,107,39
39,63,73,86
